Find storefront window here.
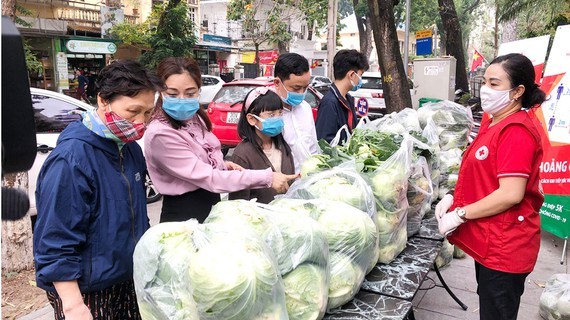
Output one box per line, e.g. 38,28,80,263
26,37,55,91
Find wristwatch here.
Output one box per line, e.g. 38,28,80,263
454,207,467,221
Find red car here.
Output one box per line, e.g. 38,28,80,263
206,78,322,154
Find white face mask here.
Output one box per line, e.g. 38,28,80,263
480,85,513,115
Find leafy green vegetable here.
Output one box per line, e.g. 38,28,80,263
327,252,364,309
282,264,328,320
133,222,199,320
188,233,285,320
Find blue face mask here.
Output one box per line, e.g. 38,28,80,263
350,72,363,91
280,83,306,107
253,114,284,137
162,96,200,121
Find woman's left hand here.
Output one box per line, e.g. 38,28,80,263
225,161,244,171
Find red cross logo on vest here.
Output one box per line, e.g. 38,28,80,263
475,146,489,160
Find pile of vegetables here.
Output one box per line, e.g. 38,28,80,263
417,101,473,199
133,221,288,320
539,274,570,320
270,198,378,309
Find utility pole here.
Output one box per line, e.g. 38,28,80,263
403,0,411,76
326,0,337,79
434,24,438,56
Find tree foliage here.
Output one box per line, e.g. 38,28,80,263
109,4,163,48
139,0,197,69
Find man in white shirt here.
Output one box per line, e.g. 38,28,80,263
273,53,319,174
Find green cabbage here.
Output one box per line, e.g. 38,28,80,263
306,175,366,211
188,235,285,320
133,222,199,320
282,264,328,320
206,200,329,275
327,252,364,309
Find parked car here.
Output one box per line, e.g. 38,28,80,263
28,88,162,216
349,72,414,119
200,75,225,108
310,75,332,95
207,78,323,154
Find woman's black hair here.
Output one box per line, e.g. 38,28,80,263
237,88,291,156
489,53,546,109
96,60,162,104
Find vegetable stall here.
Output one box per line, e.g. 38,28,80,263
133,101,474,320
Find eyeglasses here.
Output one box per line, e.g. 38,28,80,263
244,87,273,112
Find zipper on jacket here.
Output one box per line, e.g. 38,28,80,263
119,148,137,244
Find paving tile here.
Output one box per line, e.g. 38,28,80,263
416,285,479,318
413,307,473,320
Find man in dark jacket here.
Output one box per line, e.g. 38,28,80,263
315,49,369,144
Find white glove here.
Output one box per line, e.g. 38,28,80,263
435,194,454,221
438,209,465,236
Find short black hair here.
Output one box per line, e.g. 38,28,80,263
96,60,162,103
237,88,290,156
333,49,369,80
274,53,309,81
490,53,546,109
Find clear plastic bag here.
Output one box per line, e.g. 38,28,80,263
271,198,378,310
422,118,441,200
438,148,463,199
417,100,474,151
133,220,289,320
392,108,422,133
406,156,433,237
205,199,329,320
368,135,413,264
539,274,570,320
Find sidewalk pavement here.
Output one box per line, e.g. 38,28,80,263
19,231,568,320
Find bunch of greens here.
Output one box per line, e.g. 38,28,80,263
406,157,433,237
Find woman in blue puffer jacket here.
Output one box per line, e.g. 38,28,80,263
33,60,162,320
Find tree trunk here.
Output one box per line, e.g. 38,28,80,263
438,0,469,92
1,172,34,272
254,42,261,77
278,40,288,54
352,0,373,59
366,0,411,112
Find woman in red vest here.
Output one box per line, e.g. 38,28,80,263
436,53,546,320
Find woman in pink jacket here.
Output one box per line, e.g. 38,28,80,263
145,57,297,223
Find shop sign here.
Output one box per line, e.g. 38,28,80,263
56,52,69,91
66,40,117,54
203,34,231,45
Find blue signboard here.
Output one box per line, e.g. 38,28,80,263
416,37,433,56
203,34,232,45
356,97,369,117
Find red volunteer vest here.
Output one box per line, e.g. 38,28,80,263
447,111,544,273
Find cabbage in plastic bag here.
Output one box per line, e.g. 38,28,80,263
271,198,377,310
206,200,329,320
417,100,473,151
133,221,200,320
406,156,433,237
368,136,413,264
539,274,570,320
189,224,288,320
133,220,288,320
282,263,328,320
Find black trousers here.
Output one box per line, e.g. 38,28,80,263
47,280,141,320
475,261,529,320
160,188,220,223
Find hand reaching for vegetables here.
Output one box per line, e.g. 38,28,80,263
271,173,299,194
435,194,454,220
